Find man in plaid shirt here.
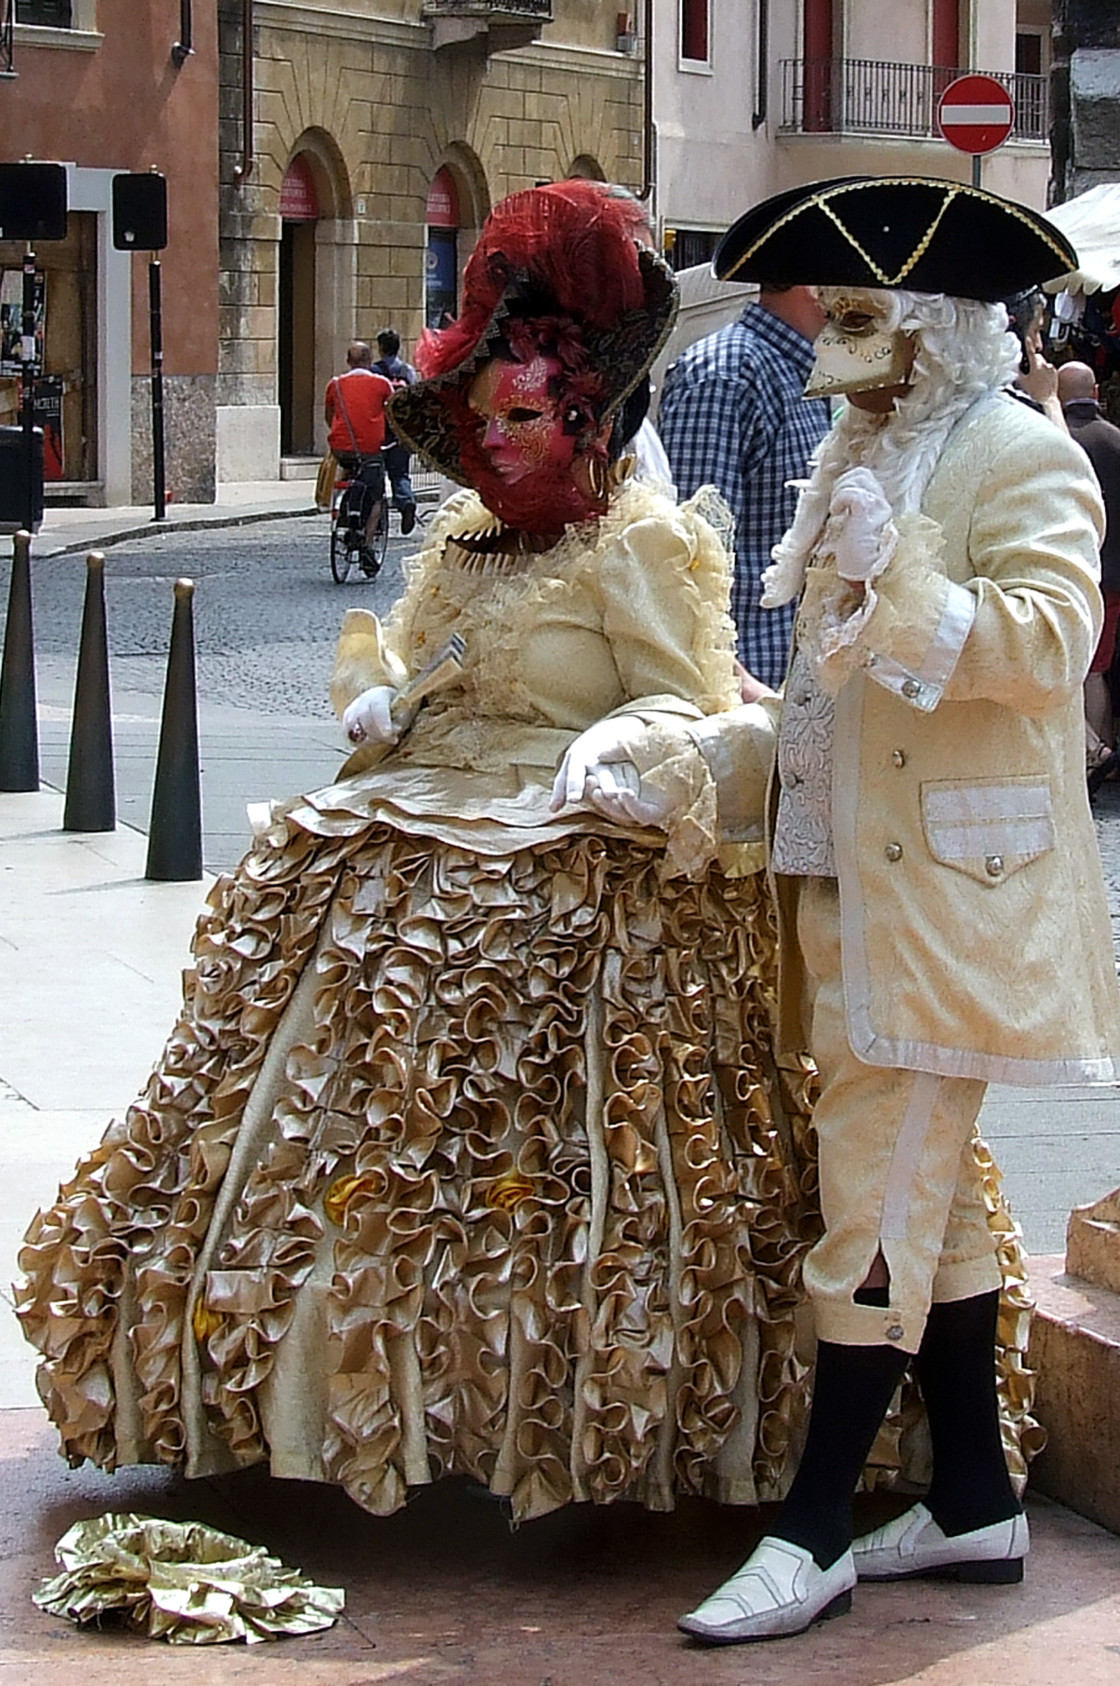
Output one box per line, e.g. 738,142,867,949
659,286,829,689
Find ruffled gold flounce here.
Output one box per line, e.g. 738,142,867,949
16,817,1040,1522
18,822,821,1522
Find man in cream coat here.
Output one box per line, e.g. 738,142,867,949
554,177,1120,1645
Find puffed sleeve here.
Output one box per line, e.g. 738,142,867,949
583,492,766,876
329,609,409,718
593,492,740,715
329,488,479,717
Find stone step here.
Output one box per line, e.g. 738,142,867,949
1029,1251,1120,1535
279,455,319,480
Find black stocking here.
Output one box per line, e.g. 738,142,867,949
773,1338,908,1571
916,1290,1020,1537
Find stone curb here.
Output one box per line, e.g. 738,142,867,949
31,484,444,559
33,501,322,559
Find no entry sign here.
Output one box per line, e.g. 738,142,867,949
937,73,1015,156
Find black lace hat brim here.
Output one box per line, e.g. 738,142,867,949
389,247,679,486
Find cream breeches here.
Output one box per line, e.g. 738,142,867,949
794,875,1003,1354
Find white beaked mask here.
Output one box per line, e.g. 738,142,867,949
804,291,915,399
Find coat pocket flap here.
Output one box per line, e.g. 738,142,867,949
921,778,1055,884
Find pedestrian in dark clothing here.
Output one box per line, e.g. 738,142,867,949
1060,360,1120,759
374,328,419,536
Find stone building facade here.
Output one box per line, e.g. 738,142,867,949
1051,0,1120,200
217,2,643,481
2,0,220,507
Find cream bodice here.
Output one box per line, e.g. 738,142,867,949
330,479,739,778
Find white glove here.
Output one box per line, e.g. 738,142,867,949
342,684,400,747
828,466,897,583
550,716,673,828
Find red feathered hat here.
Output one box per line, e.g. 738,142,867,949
390,181,677,504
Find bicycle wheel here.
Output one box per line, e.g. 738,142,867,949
373,497,391,570
361,498,390,578
330,517,353,583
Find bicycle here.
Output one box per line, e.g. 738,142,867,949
329,455,390,584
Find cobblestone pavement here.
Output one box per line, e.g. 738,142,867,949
1091,778,1120,953
7,514,407,720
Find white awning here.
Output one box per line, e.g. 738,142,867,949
1042,183,1120,296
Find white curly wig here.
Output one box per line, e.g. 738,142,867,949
761,287,1021,607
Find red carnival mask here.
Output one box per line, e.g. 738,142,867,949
467,353,576,488
448,345,610,534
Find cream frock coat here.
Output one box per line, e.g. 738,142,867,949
762,389,1120,1085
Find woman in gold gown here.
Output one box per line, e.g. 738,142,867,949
18,184,817,1526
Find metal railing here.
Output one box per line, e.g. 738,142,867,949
780,58,1049,143
422,0,551,16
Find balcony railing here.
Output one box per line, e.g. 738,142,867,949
422,0,552,17
780,59,1049,144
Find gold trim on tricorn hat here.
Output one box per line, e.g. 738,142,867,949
714,176,1078,302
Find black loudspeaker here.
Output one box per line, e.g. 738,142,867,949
112,173,168,252
0,163,68,242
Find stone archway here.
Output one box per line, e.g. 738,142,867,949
277,129,355,457
423,143,491,329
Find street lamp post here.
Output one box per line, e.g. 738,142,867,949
111,171,169,522
149,259,167,521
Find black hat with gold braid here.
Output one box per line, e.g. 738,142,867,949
714,176,1078,303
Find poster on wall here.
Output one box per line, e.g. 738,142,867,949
0,268,46,375
33,377,64,479
425,229,458,331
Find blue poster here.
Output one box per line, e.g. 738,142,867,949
425,229,458,329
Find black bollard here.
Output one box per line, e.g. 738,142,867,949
63,551,116,832
145,577,202,881
0,529,39,791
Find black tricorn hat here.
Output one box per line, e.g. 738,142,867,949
713,176,1078,302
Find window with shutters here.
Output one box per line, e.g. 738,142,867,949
16,0,73,23
680,0,710,66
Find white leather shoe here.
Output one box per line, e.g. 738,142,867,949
678,1537,855,1644
852,1502,1029,1583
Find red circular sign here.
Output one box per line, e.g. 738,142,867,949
937,72,1015,156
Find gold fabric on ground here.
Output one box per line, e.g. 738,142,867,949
33,1512,344,1644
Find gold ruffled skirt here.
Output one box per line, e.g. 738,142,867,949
18,820,824,1523
16,816,1039,1523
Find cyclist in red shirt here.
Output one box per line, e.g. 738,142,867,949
324,342,395,559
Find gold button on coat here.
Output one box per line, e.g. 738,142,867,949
985,855,1004,877
892,749,906,768
885,842,903,862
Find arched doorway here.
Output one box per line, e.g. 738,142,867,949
278,154,319,456
425,166,461,330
